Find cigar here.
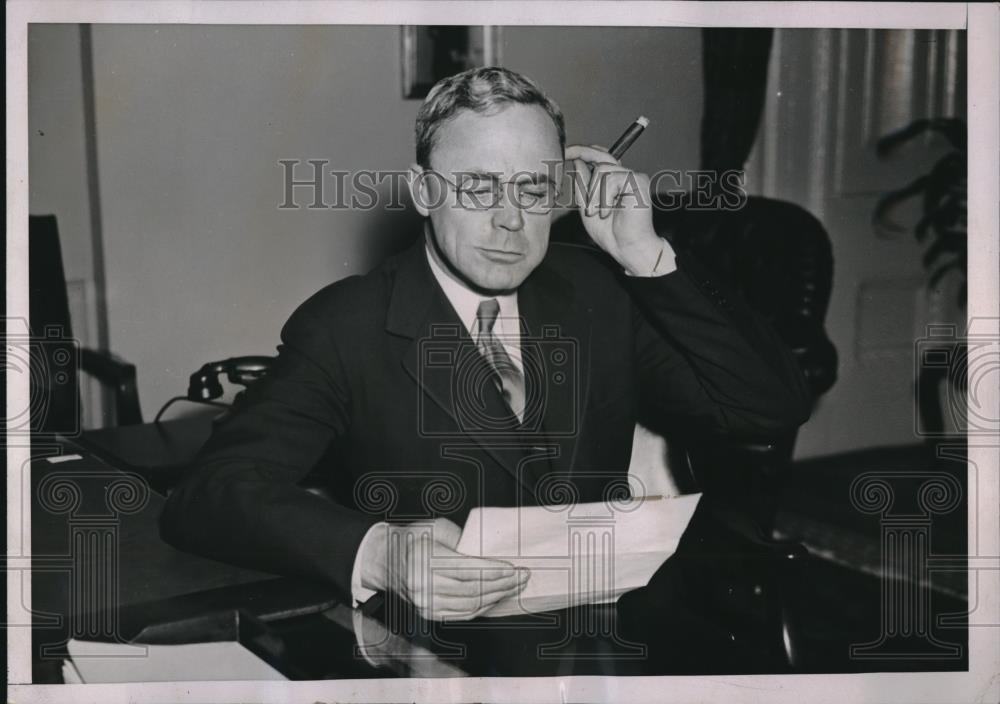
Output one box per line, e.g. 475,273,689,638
608,115,650,160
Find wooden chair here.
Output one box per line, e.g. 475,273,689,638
29,215,142,433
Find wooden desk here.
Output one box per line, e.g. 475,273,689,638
74,415,215,494
30,425,970,682
30,436,331,681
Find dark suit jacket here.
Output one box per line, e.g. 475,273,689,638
159,236,811,599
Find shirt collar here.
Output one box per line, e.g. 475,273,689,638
424,240,519,339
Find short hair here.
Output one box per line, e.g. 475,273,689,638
415,66,566,168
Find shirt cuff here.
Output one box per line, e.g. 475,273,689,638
623,238,677,278
351,608,381,668
351,521,388,607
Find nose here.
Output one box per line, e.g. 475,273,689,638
490,186,525,232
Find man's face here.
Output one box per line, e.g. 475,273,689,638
411,103,564,293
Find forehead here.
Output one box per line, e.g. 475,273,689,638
429,103,563,173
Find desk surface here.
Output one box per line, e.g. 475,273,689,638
73,415,215,494
30,425,969,682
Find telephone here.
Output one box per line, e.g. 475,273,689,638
154,356,275,423
187,356,274,401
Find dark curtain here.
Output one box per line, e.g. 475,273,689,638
700,28,774,174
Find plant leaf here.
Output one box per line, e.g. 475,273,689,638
876,117,967,157
873,174,930,230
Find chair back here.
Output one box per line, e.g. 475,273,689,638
552,196,839,502
654,195,837,400
29,215,143,431
29,215,81,434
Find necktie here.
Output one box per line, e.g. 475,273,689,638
475,299,526,422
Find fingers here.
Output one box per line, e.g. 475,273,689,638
565,146,637,219
433,559,517,581
436,603,505,621
429,541,517,577
387,520,535,622
429,516,462,550
570,158,621,220
565,143,621,167
411,568,530,621
427,585,514,614
592,163,623,220
432,572,529,620
578,163,627,220
433,567,529,596
569,157,592,213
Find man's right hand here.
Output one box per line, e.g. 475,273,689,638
358,517,530,621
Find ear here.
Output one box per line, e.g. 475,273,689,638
408,163,433,218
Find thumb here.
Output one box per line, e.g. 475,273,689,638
431,516,463,549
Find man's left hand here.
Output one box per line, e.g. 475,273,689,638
565,144,673,276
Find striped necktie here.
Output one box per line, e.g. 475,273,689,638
475,298,525,422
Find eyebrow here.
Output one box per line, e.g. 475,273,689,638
456,169,557,186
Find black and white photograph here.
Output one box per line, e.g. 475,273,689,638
6,2,999,702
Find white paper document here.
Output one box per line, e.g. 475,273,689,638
456,493,702,617
64,638,288,683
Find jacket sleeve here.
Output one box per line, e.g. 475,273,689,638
159,301,380,599
624,248,812,439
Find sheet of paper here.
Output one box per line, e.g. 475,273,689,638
65,638,288,682
61,659,83,684
456,493,701,617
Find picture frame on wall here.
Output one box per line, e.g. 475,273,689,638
401,25,502,99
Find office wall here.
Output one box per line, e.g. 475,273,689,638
31,24,964,460
502,26,702,177
29,26,93,281
73,24,703,420
28,25,105,425
744,29,967,458
30,24,967,459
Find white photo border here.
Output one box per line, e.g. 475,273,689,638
6,2,997,703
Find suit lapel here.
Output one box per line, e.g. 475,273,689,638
517,254,592,482
388,240,536,497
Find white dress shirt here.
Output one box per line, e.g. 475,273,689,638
425,242,524,372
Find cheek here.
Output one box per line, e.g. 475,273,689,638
432,213,476,255
526,222,550,259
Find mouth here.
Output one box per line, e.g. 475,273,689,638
478,247,525,263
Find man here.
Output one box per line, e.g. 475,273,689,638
160,67,810,622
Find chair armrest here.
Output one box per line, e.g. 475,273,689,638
80,348,143,425
691,433,785,471
732,440,778,456
684,429,798,540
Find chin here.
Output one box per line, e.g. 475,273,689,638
474,266,533,292
473,274,519,293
